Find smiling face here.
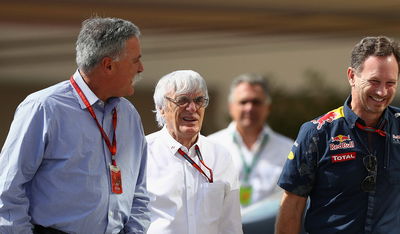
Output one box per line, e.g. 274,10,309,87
348,54,399,125
162,91,206,147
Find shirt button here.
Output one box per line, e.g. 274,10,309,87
109,211,113,217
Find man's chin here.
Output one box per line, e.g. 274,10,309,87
238,120,255,127
180,126,200,135
126,88,135,97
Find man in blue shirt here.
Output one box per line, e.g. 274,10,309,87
0,17,150,233
276,36,400,233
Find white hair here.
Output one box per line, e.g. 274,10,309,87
153,70,209,127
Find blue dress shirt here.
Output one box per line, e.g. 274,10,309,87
0,70,150,234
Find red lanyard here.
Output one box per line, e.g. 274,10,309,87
177,145,213,183
355,122,386,137
70,77,118,166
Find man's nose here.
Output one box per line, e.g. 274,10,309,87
138,61,144,73
186,100,198,112
376,84,388,96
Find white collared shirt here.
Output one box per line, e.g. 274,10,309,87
209,122,293,205
146,127,243,234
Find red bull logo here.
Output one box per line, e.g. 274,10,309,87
330,134,354,150
331,135,351,143
311,111,338,130
393,134,400,144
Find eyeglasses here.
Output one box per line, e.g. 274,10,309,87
165,96,209,108
361,154,377,192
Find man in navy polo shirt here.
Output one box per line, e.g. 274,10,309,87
275,36,400,234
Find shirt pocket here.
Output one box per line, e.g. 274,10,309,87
198,182,226,224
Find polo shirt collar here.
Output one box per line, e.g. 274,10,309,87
344,95,388,129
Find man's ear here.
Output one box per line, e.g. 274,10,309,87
347,67,356,87
100,57,113,74
159,106,166,117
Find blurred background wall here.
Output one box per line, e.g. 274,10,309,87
1,0,400,146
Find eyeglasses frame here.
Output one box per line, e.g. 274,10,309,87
164,95,209,108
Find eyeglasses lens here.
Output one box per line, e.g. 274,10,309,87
175,96,208,107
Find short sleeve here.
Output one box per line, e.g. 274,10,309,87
277,122,320,197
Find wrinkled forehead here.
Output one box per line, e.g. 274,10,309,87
173,90,204,97
165,85,205,97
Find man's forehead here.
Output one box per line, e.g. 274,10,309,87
234,88,266,99
172,90,203,97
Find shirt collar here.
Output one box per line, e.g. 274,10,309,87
343,95,358,129
230,121,270,151
344,95,389,129
160,127,200,158
72,70,100,109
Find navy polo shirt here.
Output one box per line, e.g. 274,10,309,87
278,97,400,233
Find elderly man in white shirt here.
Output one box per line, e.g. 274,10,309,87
146,70,243,234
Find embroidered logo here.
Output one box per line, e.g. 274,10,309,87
331,152,356,163
331,134,351,143
329,134,355,150
311,107,343,130
393,134,400,144
288,151,295,160
312,112,338,130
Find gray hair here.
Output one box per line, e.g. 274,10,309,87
228,73,271,104
153,70,209,127
76,17,141,73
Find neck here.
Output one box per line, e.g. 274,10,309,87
180,139,197,149
237,125,263,149
167,128,198,149
349,97,381,127
80,70,109,102
360,115,380,127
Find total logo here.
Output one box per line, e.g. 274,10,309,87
331,152,356,163
329,134,355,150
